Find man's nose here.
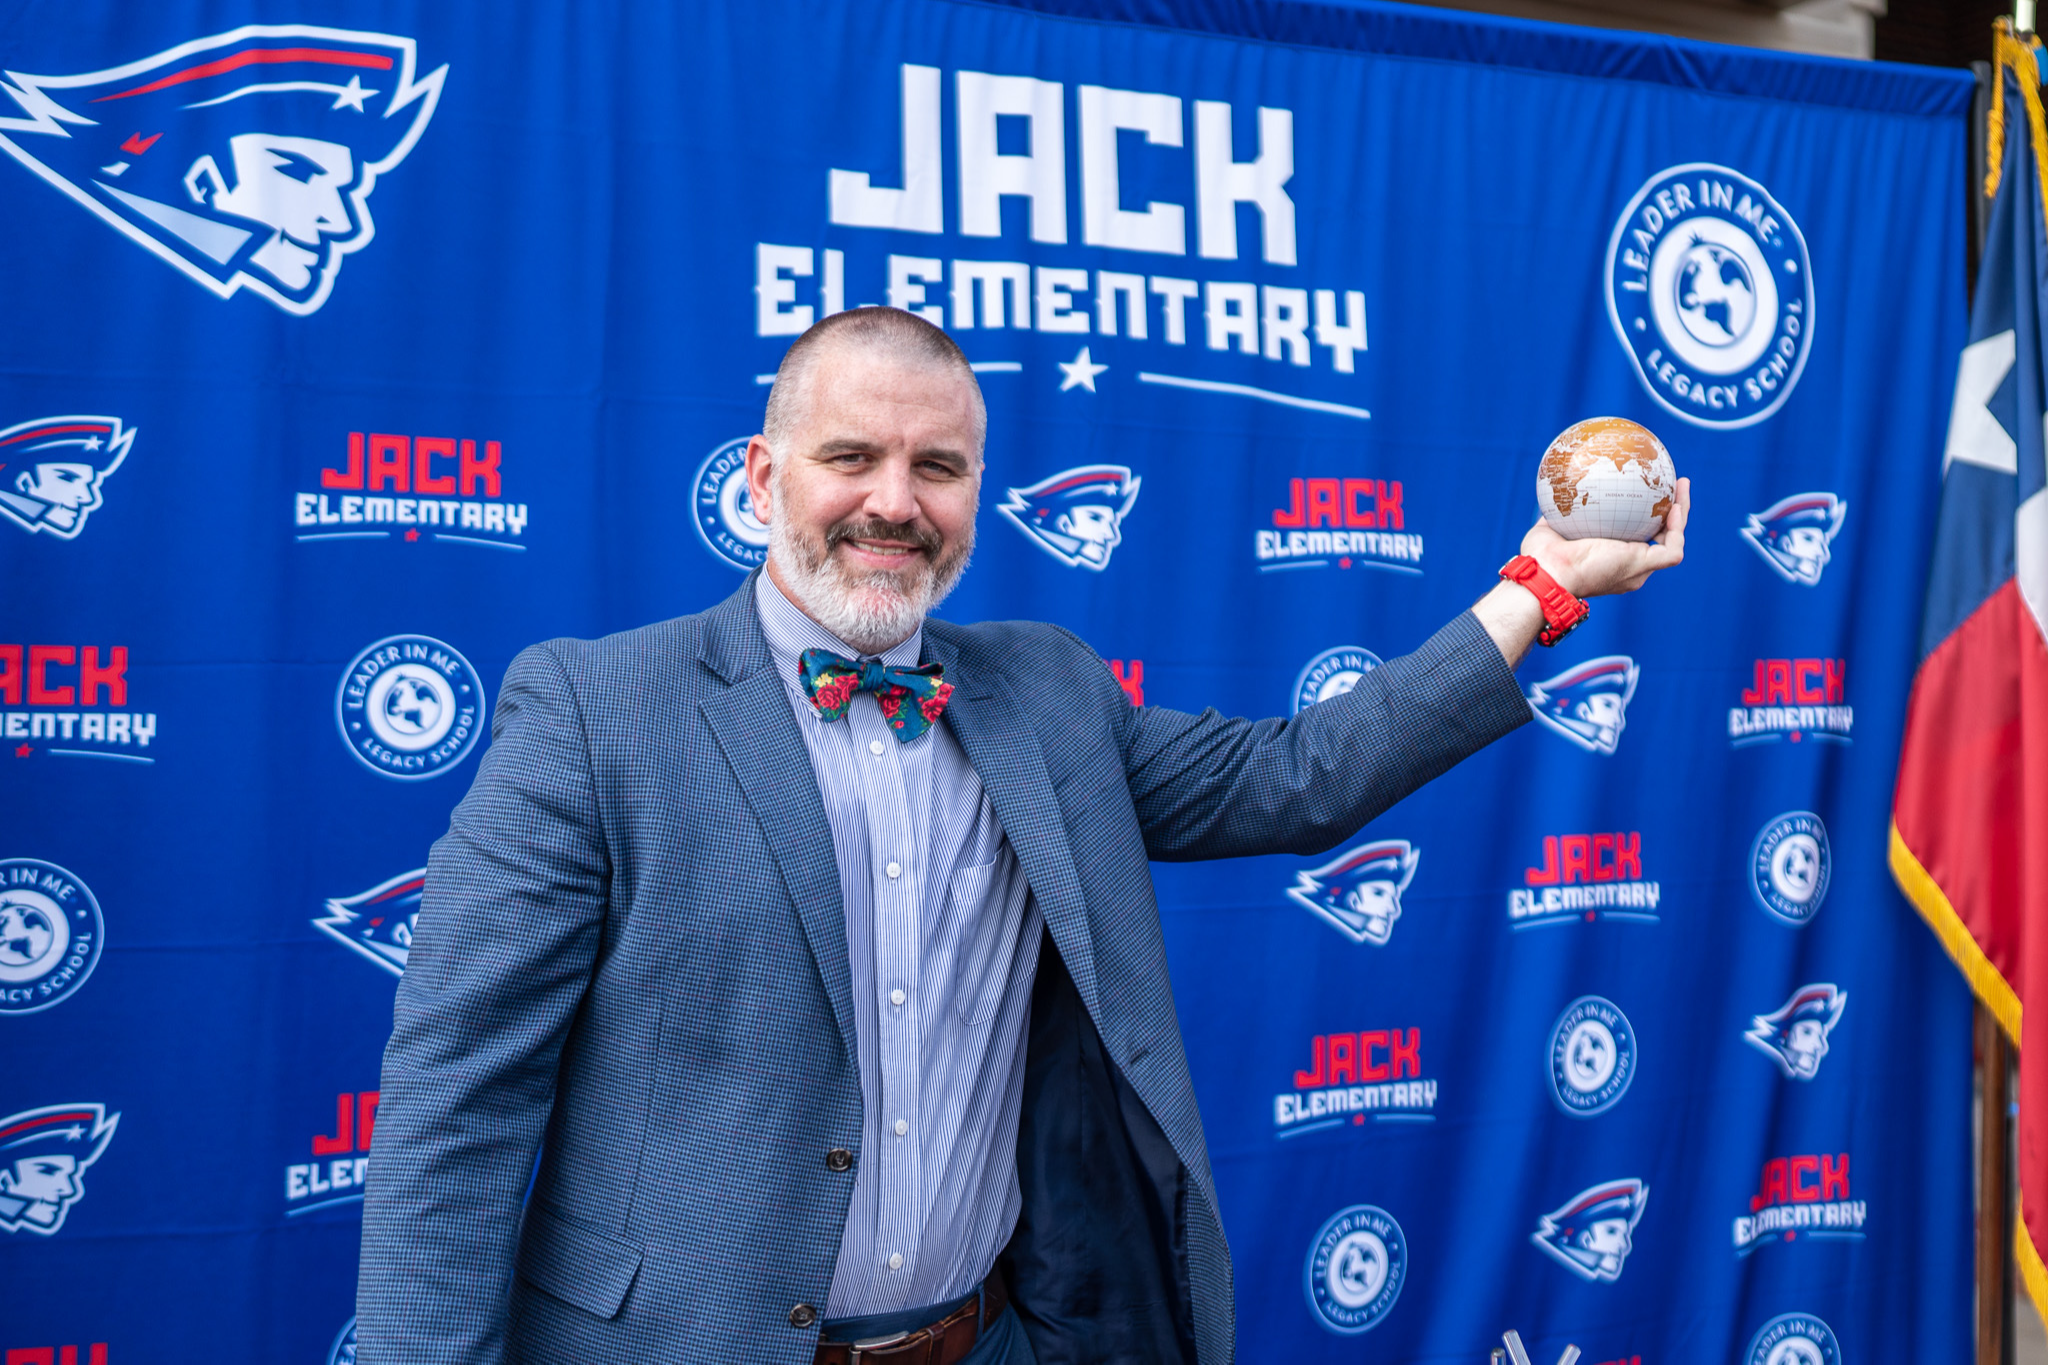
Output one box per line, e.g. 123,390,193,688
862,458,922,526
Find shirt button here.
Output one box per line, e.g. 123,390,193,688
825,1148,854,1173
890,988,906,1006
789,1304,817,1329
886,861,901,879
870,739,885,756
894,1118,909,1136
888,1253,904,1271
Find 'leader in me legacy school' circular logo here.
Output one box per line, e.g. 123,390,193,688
0,859,103,1015
336,635,485,781
1746,1313,1840,1365
1606,164,1814,429
1294,647,1384,716
693,437,770,571
1304,1204,1407,1334
1548,995,1638,1117
1750,810,1832,926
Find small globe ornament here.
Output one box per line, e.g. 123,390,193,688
1537,417,1678,542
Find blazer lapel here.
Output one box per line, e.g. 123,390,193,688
698,580,857,1068
926,630,1102,1022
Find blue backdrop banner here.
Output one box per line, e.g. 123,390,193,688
0,2,1974,1361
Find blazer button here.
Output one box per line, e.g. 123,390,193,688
826,1148,854,1173
789,1303,818,1329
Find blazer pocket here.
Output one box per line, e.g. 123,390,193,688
517,1200,644,1321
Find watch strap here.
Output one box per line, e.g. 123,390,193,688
1499,555,1590,647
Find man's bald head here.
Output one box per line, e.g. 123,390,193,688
761,306,986,458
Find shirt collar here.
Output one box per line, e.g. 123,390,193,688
754,570,925,698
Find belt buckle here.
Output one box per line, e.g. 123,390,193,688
848,1329,911,1364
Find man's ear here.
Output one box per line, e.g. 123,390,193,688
743,435,776,524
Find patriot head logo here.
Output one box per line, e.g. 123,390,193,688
1745,983,1846,1080
0,415,134,539
1286,840,1419,946
314,869,423,977
998,464,1140,570
1742,493,1846,586
1532,1178,1648,1283
0,26,445,315
0,1103,118,1235
327,1316,358,1365
1527,656,1639,755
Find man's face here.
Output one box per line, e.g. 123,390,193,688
748,346,981,652
2,1153,78,1218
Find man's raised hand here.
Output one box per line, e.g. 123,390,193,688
1524,476,1690,598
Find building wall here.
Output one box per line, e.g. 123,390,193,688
1406,0,1886,59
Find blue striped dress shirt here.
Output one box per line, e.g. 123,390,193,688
754,574,1045,1316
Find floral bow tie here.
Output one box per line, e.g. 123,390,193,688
798,647,955,743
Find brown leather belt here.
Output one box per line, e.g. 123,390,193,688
812,1273,1009,1365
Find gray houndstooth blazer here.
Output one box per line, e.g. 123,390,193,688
356,574,1532,1365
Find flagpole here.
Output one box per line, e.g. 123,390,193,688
1970,33,2014,1365
1981,1004,2013,1364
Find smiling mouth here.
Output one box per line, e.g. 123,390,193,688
827,520,940,564
844,538,923,559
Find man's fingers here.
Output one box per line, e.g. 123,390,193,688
1655,477,1691,544
1645,478,1688,568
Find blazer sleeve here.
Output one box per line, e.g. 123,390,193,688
355,642,611,1365
1115,610,1533,860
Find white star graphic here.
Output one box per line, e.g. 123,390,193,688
1058,346,1109,393
332,76,377,113
80,435,102,451
1944,328,2018,475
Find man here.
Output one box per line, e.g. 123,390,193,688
358,307,1686,1364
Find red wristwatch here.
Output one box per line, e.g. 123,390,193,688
1499,555,1589,647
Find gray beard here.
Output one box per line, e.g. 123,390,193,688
768,512,971,656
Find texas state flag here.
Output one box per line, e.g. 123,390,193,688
1891,34,2048,1312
